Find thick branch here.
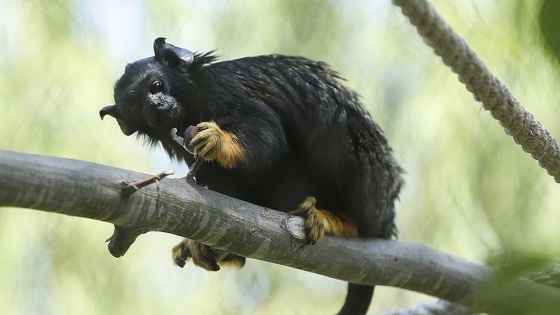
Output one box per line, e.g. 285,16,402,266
392,0,560,183
1,149,560,314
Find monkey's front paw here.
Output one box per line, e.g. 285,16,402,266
189,121,246,168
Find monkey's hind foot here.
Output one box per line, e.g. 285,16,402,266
292,197,358,245
172,239,245,271
189,121,247,169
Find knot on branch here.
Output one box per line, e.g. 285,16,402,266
105,169,177,257
106,226,147,258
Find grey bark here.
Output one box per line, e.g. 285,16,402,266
1,149,560,314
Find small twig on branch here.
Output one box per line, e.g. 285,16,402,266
122,169,174,194
186,159,203,178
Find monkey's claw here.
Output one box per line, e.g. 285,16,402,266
171,239,221,271
188,121,246,169
292,197,325,245
291,197,358,245
190,122,222,161
172,241,190,268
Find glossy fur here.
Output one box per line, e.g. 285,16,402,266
101,38,403,315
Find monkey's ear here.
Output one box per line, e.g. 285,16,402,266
153,37,194,69
100,105,137,136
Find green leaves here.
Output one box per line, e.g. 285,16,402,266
539,0,560,62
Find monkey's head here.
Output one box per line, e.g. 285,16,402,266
100,38,197,137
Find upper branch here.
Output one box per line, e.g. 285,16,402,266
392,0,560,183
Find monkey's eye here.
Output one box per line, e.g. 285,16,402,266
149,80,164,94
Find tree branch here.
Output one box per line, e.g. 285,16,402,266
392,0,560,183
1,149,560,314
385,300,471,315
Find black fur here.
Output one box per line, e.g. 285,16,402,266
101,38,403,315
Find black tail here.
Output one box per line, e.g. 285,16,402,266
337,284,374,315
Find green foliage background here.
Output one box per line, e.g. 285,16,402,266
1,1,559,314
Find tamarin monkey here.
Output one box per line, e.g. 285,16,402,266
100,38,403,315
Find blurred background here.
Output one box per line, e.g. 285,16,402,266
1,0,560,314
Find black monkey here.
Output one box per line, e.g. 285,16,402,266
100,38,403,315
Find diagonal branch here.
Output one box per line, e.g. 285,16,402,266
392,0,560,183
1,149,560,314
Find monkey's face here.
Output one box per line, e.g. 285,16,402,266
101,59,189,135
100,38,195,137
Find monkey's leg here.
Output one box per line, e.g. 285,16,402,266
189,121,247,169
292,198,372,314
291,197,358,245
172,239,245,271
